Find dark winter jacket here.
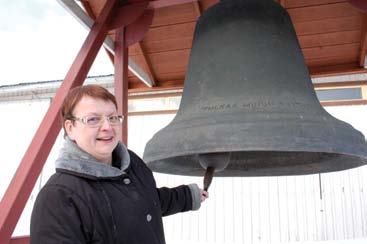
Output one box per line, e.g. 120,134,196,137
30,138,202,244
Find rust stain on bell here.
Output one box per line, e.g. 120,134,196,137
143,0,367,177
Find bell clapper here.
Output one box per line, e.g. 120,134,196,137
198,152,231,192
203,166,215,191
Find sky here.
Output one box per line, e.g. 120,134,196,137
0,0,114,86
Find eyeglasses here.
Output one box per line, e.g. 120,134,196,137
71,115,124,128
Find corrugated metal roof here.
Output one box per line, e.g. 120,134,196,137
0,74,114,102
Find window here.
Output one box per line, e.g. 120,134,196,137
316,88,362,101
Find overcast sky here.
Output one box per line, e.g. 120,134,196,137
0,0,114,86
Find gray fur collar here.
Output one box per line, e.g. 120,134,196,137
55,137,130,179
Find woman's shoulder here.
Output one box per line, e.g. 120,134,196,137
126,150,154,175
127,150,148,167
36,172,98,210
41,171,92,196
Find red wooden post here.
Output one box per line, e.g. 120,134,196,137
0,1,119,243
9,236,29,244
115,26,129,146
113,6,155,146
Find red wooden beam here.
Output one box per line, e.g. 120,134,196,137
115,27,129,146
359,15,367,66
113,5,155,144
0,1,119,243
81,0,115,65
9,236,29,244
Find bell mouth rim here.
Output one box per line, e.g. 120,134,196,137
146,150,367,177
144,145,367,165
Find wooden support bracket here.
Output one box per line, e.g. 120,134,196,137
347,0,367,13
109,1,149,30
125,9,154,47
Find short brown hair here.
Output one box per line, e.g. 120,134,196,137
61,85,118,133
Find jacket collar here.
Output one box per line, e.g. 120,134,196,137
55,137,130,179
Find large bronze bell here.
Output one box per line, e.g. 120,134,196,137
143,0,367,177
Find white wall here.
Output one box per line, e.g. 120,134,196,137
1,102,367,244
0,100,64,236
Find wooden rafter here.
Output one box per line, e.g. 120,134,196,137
136,42,157,86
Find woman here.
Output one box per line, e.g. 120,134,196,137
30,85,208,244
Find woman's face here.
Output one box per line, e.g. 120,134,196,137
64,96,122,164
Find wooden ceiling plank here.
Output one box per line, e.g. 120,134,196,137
66,0,367,93
154,70,186,82
141,36,193,54
132,48,191,74
298,30,360,49
285,0,346,9
58,0,153,87
135,22,195,54
144,22,196,41
294,15,363,36
150,2,199,27
310,64,367,76
288,2,361,23
307,56,357,68
148,0,197,9
302,43,360,59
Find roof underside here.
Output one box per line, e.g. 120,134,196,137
76,0,367,92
